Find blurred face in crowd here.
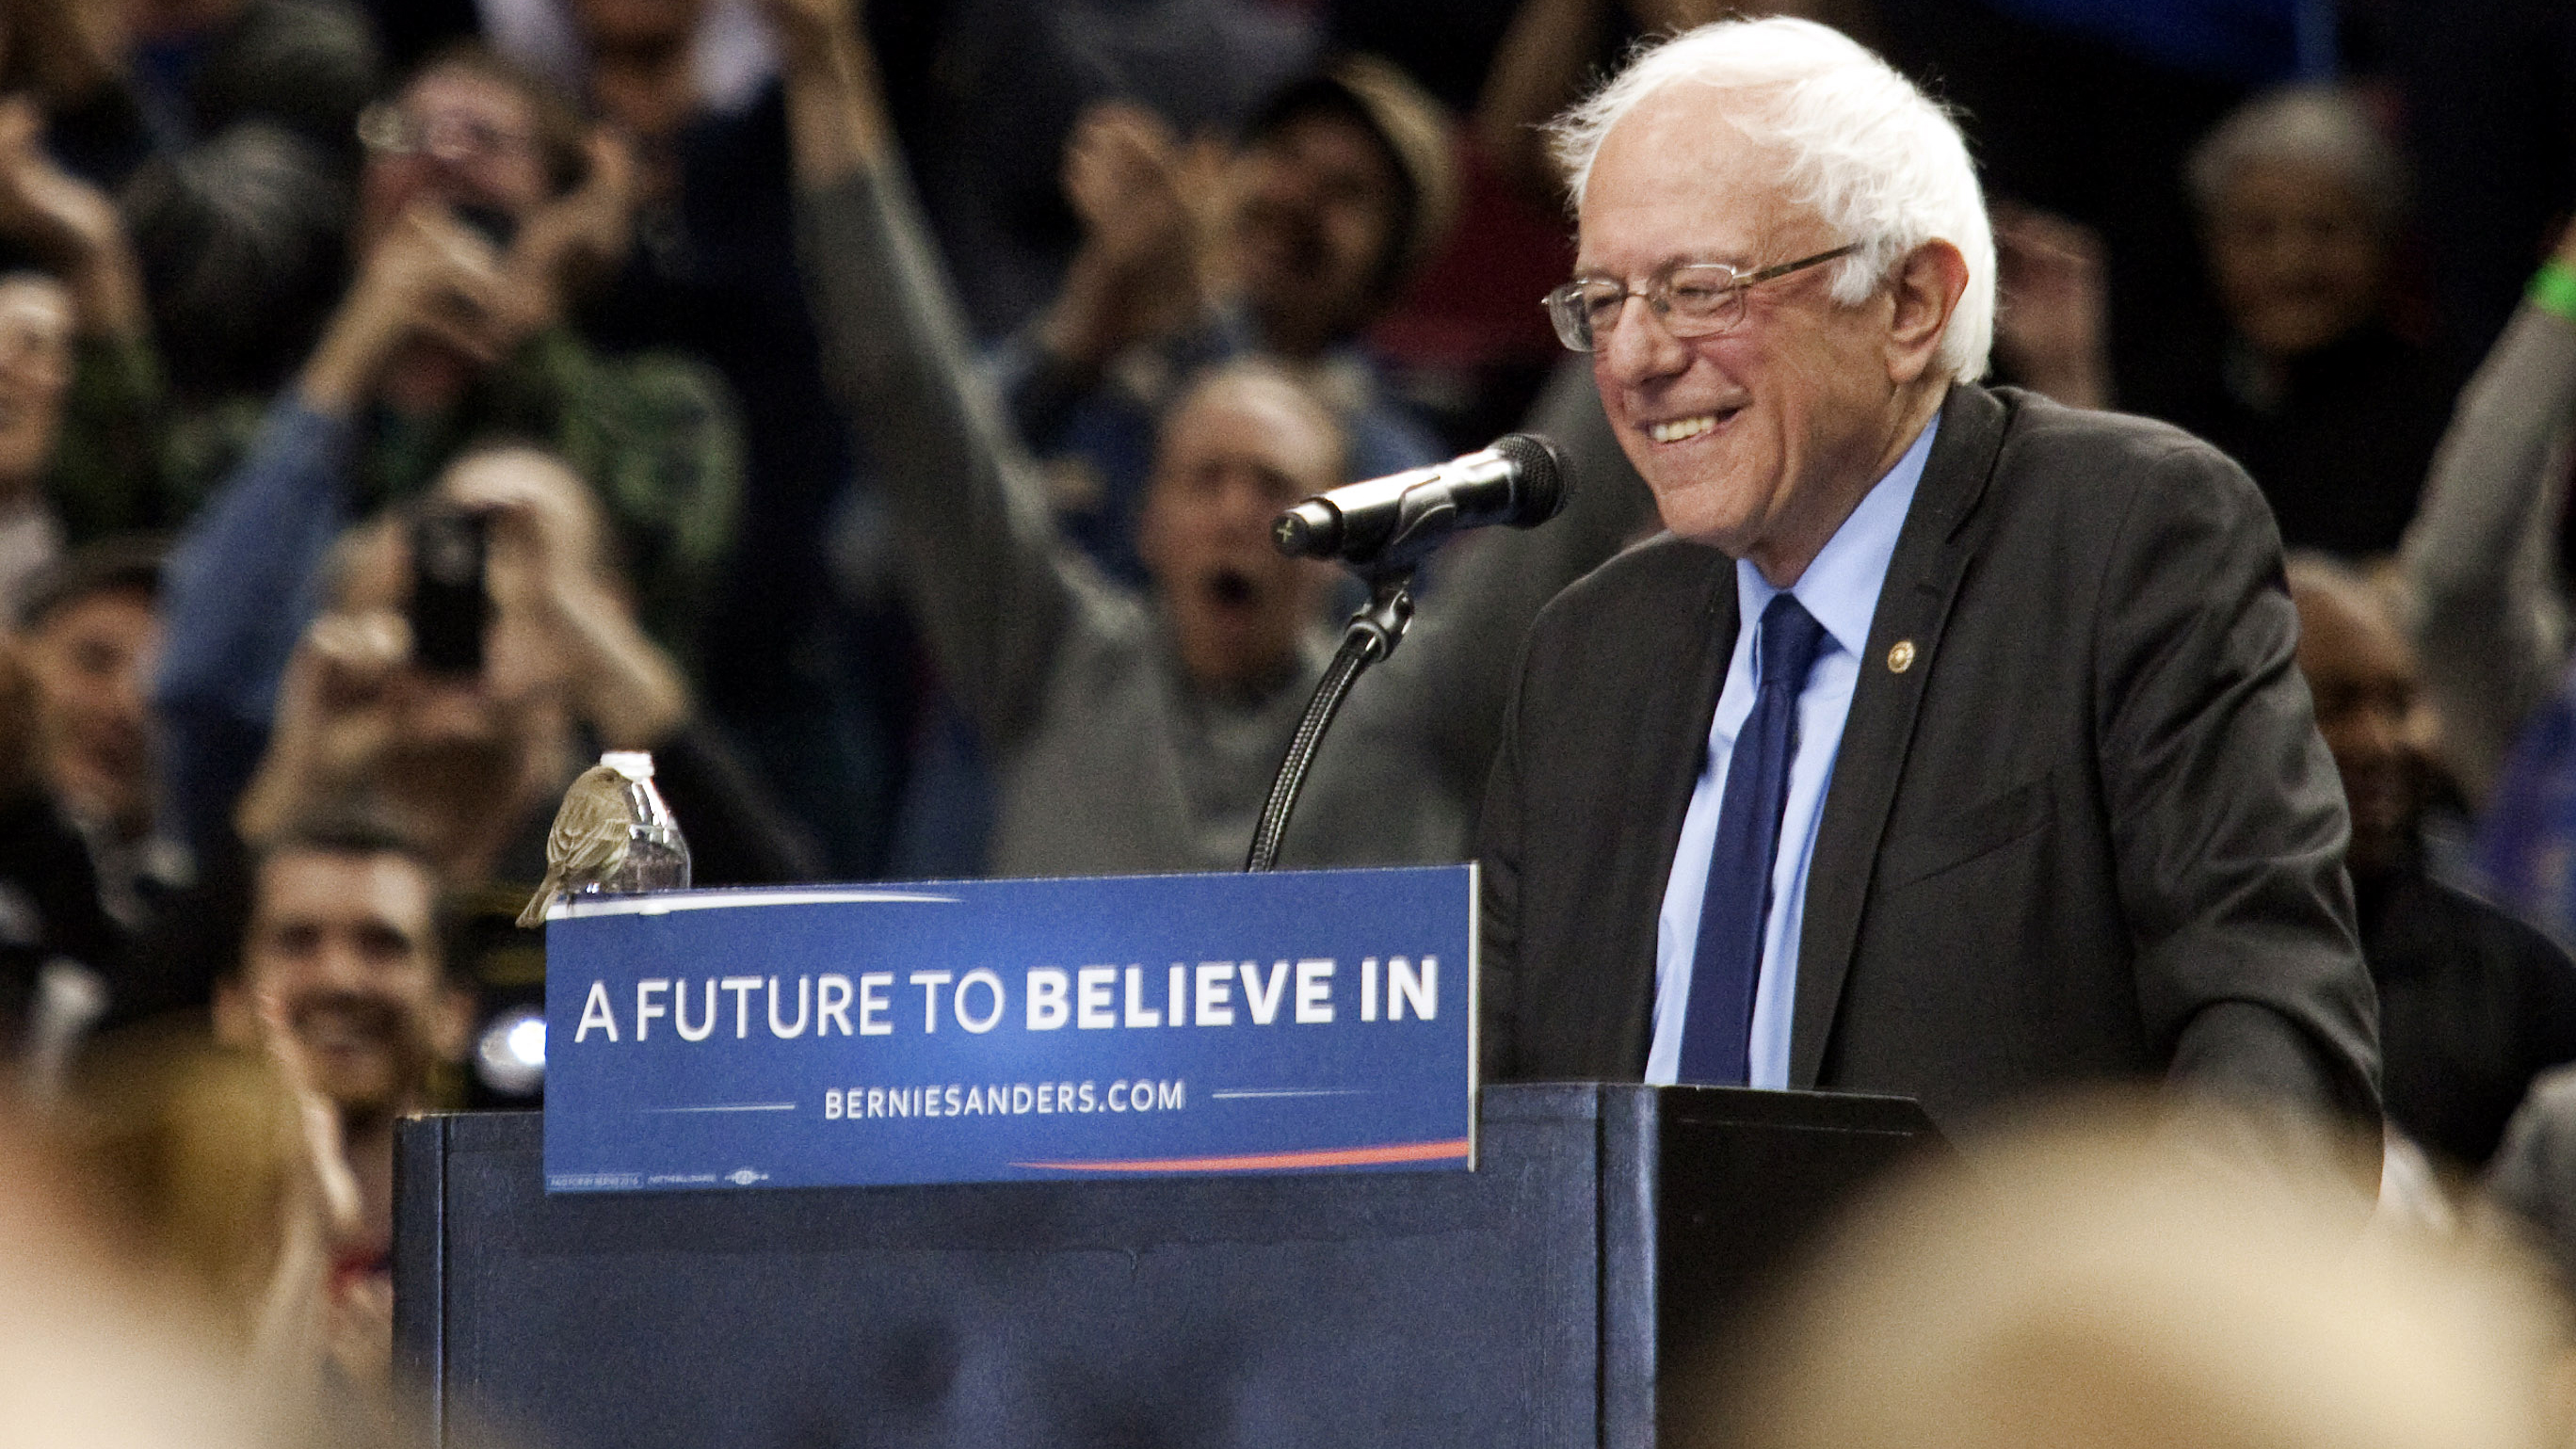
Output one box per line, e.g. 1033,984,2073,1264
434,449,607,718
2291,572,2420,880
2205,161,2384,361
1139,369,1341,691
332,525,538,819
1229,106,1405,356
0,273,73,492
355,64,553,253
327,455,611,825
21,584,158,837
1579,87,1924,584
229,847,467,1117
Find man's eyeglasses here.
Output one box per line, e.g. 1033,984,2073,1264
357,102,536,165
1542,243,1860,352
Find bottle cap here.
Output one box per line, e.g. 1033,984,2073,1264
600,750,655,781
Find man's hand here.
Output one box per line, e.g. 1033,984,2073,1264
235,608,411,845
503,129,641,333
253,986,368,1243
298,202,520,415
443,449,689,749
1992,202,2111,411
765,0,890,184
765,0,863,71
1064,104,1199,282
1040,102,1222,371
0,96,145,338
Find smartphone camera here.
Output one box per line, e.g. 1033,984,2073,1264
409,507,490,677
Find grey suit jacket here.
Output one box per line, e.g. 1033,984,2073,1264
1477,383,2382,1132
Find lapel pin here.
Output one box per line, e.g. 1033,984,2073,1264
1887,639,1917,674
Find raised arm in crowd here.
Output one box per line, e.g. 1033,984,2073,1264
2402,220,2576,806
772,0,1471,876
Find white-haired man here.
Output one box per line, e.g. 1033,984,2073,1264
1478,20,2380,1141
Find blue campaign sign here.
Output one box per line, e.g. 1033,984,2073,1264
541,865,1474,1192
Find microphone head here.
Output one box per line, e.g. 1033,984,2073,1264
1491,432,1570,528
1271,497,1343,559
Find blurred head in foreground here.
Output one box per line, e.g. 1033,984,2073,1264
0,1083,281,1449
59,1021,315,1349
1697,1103,2569,1449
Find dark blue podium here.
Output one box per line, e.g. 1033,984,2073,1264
394,1084,1938,1448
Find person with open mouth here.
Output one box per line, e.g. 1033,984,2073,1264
774,0,1473,879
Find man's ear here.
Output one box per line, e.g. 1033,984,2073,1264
210,977,259,1047
1886,238,1970,385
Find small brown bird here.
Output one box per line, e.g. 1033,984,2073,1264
517,762,636,927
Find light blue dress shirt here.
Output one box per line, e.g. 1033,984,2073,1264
1645,417,1939,1087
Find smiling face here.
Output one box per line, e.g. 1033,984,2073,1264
2205,160,2384,362
1229,107,1405,358
2291,573,2420,880
233,847,467,1119
355,65,553,254
0,274,73,491
22,585,158,837
1138,369,1343,692
1579,88,1926,585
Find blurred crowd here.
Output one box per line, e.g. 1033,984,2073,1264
0,0,2573,1441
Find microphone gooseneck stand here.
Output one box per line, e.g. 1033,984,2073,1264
1243,569,1415,873
1242,430,1568,872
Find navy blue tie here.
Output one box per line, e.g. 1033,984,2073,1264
1679,592,1830,1085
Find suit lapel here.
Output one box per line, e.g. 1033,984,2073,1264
1605,547,1739,1074
1788,384,2013,1087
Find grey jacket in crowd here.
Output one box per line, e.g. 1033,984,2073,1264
796,164,1460,876
2405,303,2576,802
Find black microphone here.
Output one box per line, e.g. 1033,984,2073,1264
1271,432,1570,571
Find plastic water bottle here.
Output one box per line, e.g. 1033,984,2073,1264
594,749,691,894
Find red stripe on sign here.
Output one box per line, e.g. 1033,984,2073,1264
1015,1138,1472,1172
